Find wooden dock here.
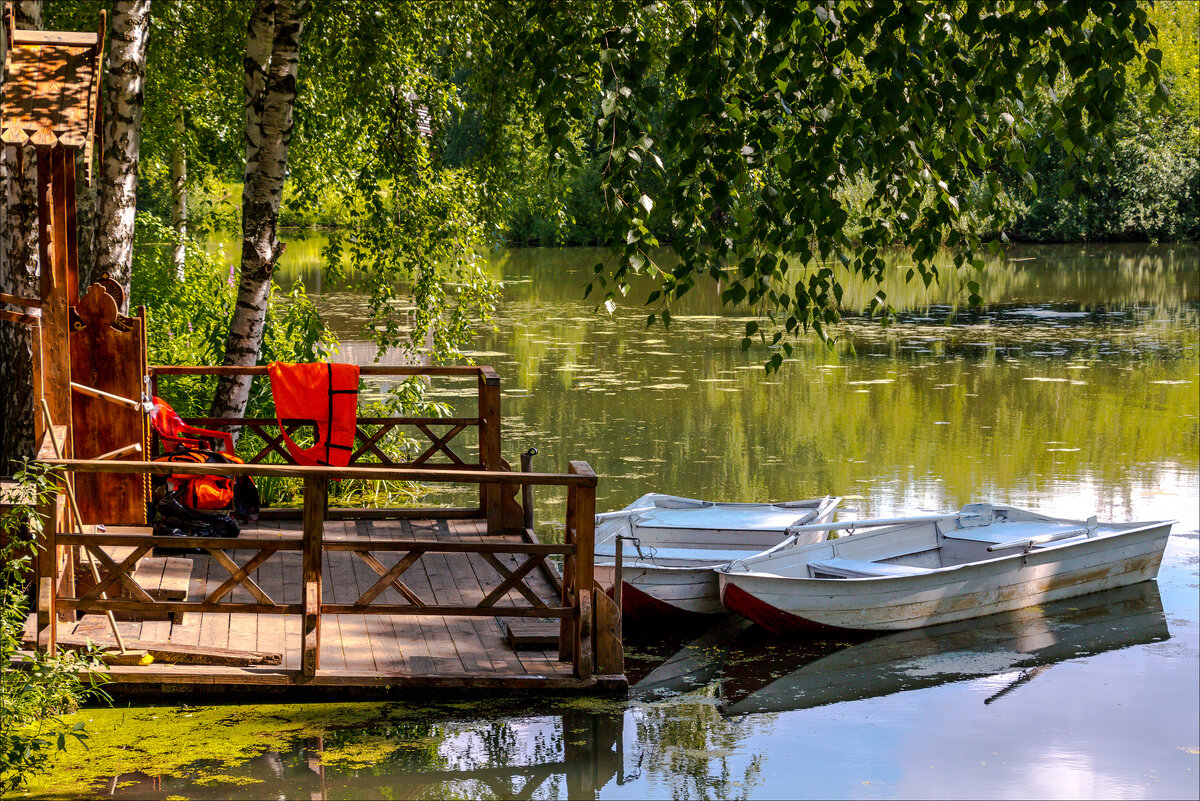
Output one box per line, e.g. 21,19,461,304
20,365,626,695
26,516,620,691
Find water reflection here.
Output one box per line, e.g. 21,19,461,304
718,581,1169,716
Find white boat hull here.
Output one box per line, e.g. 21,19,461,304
594,493,840,620
718,505,1172,632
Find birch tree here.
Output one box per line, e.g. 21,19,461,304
170,111,186,278
0,0,42,471
209,0,309,421
93,0,151,312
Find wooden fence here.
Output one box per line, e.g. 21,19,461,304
149,365,506,533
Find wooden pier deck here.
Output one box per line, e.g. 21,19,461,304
26,516,623,692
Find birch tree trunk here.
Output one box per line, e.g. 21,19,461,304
171,112,186,279
93,0,152,313
209,0,309,421
0,0,43,473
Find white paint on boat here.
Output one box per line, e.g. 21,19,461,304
594,493,840,616
718,503,1174,631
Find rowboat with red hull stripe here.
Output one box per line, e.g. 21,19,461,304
717,503,1173,633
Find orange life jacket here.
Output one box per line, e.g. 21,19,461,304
266,361,360,467
155,449,245,511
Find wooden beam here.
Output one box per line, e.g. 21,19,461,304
40,458,599,487
58,532,302,549
23,634,282,666
301,476,326,678
70,381,146,411
0,308,39,325
94,443,142,460
150,364,488,376
478,370,503,534
0,291,44,308
59,599,303,615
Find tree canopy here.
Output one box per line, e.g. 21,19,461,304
494,1,1167,366
38,0,1176,372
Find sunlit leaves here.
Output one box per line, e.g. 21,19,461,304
489,0,1159,371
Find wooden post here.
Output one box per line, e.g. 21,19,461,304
478,367,502,534
36,147,77,452
559,484,578,663
520,448,536,531
569,461,596,680
35,483,61,652
301,476,326,678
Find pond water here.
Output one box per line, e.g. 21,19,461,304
27,243,1199,799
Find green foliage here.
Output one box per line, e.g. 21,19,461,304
493,0,1164,367
130,214,338,420
0,465,109,792
1007,4,1199,243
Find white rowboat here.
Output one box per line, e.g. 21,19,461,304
717,502,1173,632
594,493,840,619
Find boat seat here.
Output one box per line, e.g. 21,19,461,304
808,557,934,579
942,521,1087,545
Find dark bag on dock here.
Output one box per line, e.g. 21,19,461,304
153,448,260,520
150,487,240,539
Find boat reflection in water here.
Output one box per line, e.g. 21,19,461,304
718,580,1169,716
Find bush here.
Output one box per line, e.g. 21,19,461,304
0,464,110,792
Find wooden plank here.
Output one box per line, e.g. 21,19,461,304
23,633,281,666
10,30,100,46
372,521,436,675
593,587,623,676
569,463,596,679
478,371,503,534
253,522,288,672
325,540,571,554
156,557,192,600
228,611,258,654
168,553,208,647
352,520,407,673
36,148,73,465
423,543,493,674
329,523,375,672
318,605,570,618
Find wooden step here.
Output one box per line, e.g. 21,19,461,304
504,618,561,651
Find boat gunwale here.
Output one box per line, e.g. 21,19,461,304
720,518,1176,584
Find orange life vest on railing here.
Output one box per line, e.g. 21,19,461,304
266,361,360,467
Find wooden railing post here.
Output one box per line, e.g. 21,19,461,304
559,483,578,663
35,484,61,652
478,367,503,534
301,476,326,678
568,461,595,680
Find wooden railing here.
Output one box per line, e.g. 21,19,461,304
32,458,620,682
149,364,505,533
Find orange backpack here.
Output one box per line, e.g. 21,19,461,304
154,448,258,517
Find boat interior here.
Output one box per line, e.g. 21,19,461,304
595,494,840,565
737,503,1149,579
